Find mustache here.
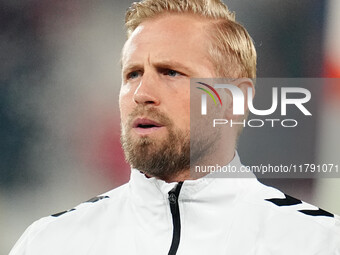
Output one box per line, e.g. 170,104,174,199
126,106,173,129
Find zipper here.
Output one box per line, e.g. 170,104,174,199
167,182,184,255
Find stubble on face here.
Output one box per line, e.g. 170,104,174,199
120,105,224,181
121,106,190,180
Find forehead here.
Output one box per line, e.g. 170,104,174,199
122,14,212,67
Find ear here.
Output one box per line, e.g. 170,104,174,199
222,78,255,120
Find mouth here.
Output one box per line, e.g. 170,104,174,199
132,118,164,135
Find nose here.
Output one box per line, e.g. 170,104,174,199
133,73,160,106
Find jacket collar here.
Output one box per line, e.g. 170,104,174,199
128,151,256,202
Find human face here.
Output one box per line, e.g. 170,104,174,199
119,14,216,179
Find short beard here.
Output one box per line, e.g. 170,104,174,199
121,107,190,181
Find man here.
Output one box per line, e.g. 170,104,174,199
10,0,340,254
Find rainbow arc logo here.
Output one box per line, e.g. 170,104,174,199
196,82,222,106
196,82,222,115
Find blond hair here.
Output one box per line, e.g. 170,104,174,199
125,0,257,79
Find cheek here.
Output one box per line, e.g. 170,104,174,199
170,93,190,129
119,87,132,122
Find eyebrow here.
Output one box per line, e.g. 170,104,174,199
154,60,195,74
122,63,143,75
122,60,195,75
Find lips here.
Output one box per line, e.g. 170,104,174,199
132,118,163,128
132,118,164,135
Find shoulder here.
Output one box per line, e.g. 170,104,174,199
233,179,340,252
46,182,129,224
243,180,340,229
10,183,129,254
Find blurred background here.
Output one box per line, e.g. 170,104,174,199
1,0,339,253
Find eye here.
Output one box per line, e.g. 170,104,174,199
127,71,141,80
164,69,181,77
